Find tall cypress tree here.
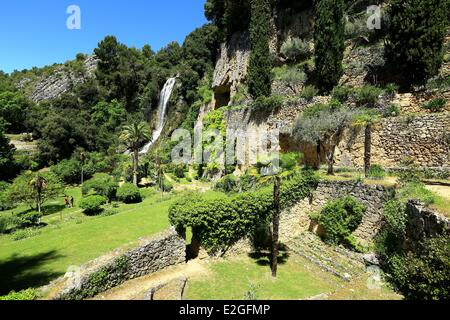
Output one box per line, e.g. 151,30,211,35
248,0,273,98
313,0,345,93
385,0,450,85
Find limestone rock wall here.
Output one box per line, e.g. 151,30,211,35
51,228,185,300
405,200,450,245
212,32,251,98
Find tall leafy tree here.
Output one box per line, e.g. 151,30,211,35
248,0,273,98
0,119,16,181
385,0,450,85
119,121,151,186
0,91,30,133
313,0,345,93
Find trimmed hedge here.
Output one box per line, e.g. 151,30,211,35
169,171,318,254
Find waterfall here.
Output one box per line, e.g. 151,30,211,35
140,77,176,154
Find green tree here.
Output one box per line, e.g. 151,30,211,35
0,119,16,181
0,91,30,133
313,0,345,93
8,171,63,214
352,110,381,178
248,0,273,98
385,0,450,85
119,121,151,186
91,99,126,131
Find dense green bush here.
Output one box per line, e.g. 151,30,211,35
280,37,312,62
0,288,37,300
353,86,383,108
280,152,301,171
313,196,366,250
79,195,107,215
332,86,353,103
214,174,238,193
82,173,118,202
0,182,13,211
116,183,142,203
51,159,81,185
251,95,284,111
376,196,450,300
299,85,319,102
421,98,446,113
169,172,318,253
384,236,450,300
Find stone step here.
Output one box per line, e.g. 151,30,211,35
287,232,365,281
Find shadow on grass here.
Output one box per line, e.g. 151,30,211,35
248,243,290,267
0,250,64,295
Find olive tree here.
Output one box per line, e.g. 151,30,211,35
291,102,355,175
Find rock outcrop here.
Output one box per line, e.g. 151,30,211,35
212,32,251,103
17,55,98,103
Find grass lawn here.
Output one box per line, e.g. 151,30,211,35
184,254,342,300
0,187,223,295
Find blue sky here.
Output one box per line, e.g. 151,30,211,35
0,0,207,73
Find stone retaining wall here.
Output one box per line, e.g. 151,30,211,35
280,181,393,243
336,113,450,168
50,228,185,300
405,200,450,250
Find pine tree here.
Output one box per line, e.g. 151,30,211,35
385,0,450,85
313,0,345,93
248,0,273,98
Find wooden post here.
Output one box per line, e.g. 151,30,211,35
272,176,281,278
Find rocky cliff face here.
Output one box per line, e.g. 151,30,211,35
212,32,251,104
16,55,98,103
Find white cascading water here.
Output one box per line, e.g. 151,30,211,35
140,77,176,154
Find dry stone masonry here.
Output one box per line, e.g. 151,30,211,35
49,228,185,300
279,181,393,243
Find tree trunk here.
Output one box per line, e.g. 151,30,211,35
133,149,139,187
315,141,321,170
272,176,281,278
326,145,336,175
364,124,372,178
36,190,41,214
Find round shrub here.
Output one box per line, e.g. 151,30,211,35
79,195,107,215
116,183,142,204
315,196,366,249
280,37,312,62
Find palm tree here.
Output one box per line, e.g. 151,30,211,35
120,121,151,186
271,175,281,278
352,111,381,178
30,175,47,215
